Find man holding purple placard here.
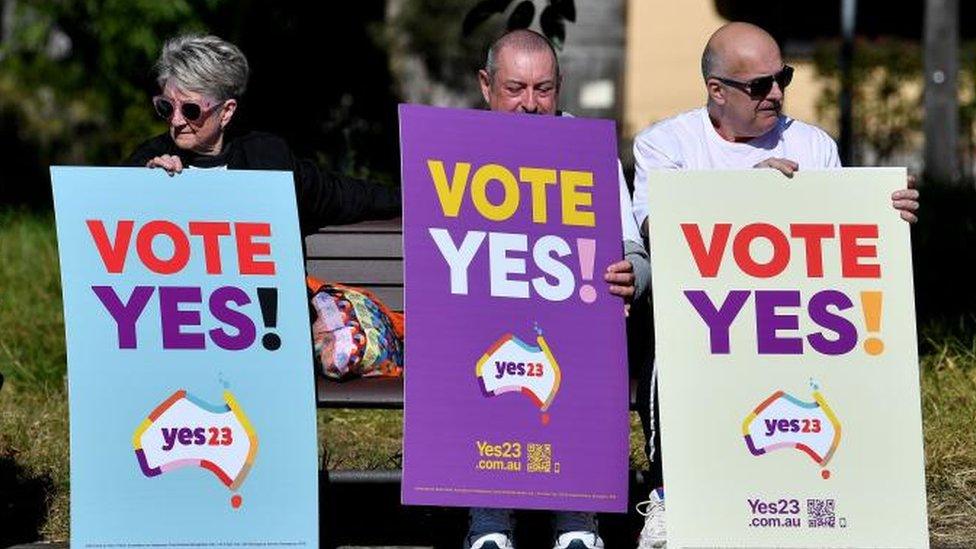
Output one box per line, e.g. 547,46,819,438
462,29,650,549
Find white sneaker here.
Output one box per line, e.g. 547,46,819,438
553,530,605,549
636,487,666,548
465,532,515,549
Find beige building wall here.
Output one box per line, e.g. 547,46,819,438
624,0,827,138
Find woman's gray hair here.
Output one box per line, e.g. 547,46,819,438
155,34,249,100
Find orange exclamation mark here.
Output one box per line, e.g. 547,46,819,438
860,291,884,355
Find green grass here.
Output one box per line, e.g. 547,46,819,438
0,209,66,390
920,338,976,547
1,208,975,545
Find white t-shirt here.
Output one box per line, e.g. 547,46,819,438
631,107,841,226
617,162,642,244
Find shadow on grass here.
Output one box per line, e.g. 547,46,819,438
913,184,976,352
0,455,55,546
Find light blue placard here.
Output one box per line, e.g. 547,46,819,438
51,167,318,547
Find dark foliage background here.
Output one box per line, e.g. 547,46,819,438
0,0,401,208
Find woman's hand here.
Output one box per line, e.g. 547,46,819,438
146,154,184,176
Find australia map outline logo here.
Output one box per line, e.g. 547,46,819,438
475,323,561,425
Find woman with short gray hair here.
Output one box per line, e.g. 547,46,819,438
127,33,399,236
156,34,249,102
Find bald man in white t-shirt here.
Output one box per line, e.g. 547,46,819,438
631,22,920,238
630,22,920,549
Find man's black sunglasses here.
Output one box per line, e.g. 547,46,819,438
711,65,794,99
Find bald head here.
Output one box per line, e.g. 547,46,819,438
701,22,781,81
486,29,560,80
701,22,787,141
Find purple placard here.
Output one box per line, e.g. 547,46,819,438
400,104,628,512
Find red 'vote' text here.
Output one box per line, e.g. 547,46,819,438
681,223,880,279
86,219,275,276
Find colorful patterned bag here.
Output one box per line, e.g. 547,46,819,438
307,276,404,379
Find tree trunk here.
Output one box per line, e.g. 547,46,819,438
838,0,856,166
1,1,16,50
923,0,961,185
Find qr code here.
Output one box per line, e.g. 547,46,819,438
807,498,836,528
527,443,552,473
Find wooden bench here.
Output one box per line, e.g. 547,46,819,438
307,219,405,415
